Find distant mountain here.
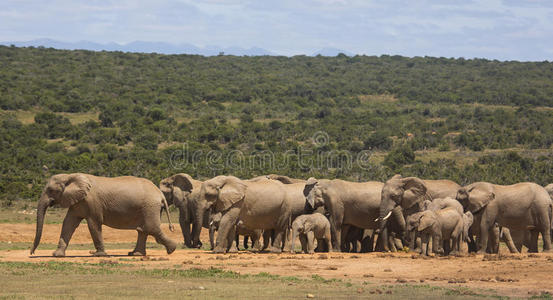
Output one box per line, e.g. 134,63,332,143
0,39,274,56
312,47,354,57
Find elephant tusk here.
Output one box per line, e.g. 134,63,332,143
209,221,213,226
381,211,393,221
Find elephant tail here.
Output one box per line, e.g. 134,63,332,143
161,195,175,232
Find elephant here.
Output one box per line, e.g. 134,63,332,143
500,227,534,253
31,173,177,257
456,182,553,254
406,207,471,256
304,177,383,251
252,175,312,252
159,173,208,248
199,175,292,253
209,212,262,252
378,175,461,252
290,213,332,254
544,184,553,200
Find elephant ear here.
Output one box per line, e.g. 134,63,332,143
172,187,186,208
391,174,403,180
418,212,435,231
400,177,427,209
304,177,318,197
173,173,194,193
216,177,247,212
468,188,495,213
60,174,91,208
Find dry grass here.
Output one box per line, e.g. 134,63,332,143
1,109,99,125
0,261,500,299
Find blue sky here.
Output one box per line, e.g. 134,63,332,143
1,0,553,60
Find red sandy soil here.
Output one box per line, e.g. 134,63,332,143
1,223,552,298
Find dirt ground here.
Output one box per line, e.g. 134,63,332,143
1,223,552,298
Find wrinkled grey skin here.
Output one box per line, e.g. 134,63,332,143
456,182,553,254
209,212,262,252
406,208,468,256
159,173,208,248
290,213,332,254
378,175,461,252
200,176,292,253
32,173,177,257
304,178,383,252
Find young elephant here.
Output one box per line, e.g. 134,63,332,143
290,213,332,253
406,207,469,256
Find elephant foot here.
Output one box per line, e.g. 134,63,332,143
228,246,239,253
128,251,146,256
92,250,109,257
52,249,66,257
268,246,282,254
213,247,226,254
165,241,177,255
543,249,553,253
476,249,486,255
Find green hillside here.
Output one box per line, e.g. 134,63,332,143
2,45,553,204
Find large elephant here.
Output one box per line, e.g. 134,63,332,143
159,173,208,248
31,173,177,257
252,175,310,251
378,175,461,251
304,178,383,251
199,175,292,253
456,182,552,254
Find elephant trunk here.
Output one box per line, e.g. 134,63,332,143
377,200,396,252
31,193,51,255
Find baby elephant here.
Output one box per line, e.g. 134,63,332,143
291,213,332,253
407,207,473,256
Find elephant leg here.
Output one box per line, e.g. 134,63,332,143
250,231,262,251
262,230,272,251
340,224,351,252
388,233,397,252
394,238,403,251
478,209,497,254
299,234,308,253
527,230,538,253
178,207,192,248
86,218,108,256
151,229,177,255
129,231,148,256
209,226,216,250
420,233,429,256
380,227,390,252
228,231,239,253
244,235,250,249
53,211,83,257
538,211,553,252
269,229,284,253
214,208,240,253
307,231,315,254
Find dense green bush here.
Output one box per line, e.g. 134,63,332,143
1,46,553,203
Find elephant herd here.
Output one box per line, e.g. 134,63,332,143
30,172,553,257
